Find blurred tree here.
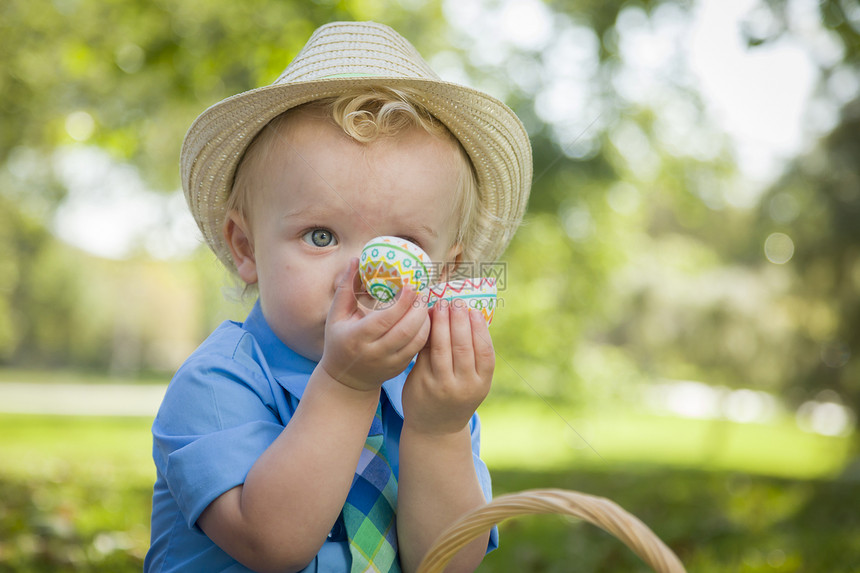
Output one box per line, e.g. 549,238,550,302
0,0,450,370
0,0,451,193
1,0,859,437
446,0,860,425
734,1,860,438
753,99,860,416
0,195,89,366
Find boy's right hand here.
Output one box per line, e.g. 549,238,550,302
319,258,430,392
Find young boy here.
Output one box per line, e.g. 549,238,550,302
145,21,531,573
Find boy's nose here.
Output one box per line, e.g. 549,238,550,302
330,255,363,296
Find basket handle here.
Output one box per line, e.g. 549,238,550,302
415,488,686,573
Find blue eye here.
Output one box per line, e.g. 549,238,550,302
303,229,336,247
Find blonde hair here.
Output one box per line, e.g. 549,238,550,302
228,87,481,271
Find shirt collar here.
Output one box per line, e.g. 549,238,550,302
241,300,406,417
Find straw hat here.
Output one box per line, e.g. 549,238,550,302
181,21,532,269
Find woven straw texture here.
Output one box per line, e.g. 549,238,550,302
416,489,686,573
180,21,533,271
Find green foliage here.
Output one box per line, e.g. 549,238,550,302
0,0,450,190
0,198,85,366
0,414,152,572
0,476,150,572
752,101,860,413
3,0,860,568
486,468,860,573
479,400,852,478
492,212,620,401
1,408,858,572
2,0,860,454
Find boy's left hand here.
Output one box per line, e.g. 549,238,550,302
402,300,495,435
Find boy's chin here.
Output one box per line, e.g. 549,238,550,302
300,346,324,364
288,332,325,364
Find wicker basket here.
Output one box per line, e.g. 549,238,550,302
415,488,686,573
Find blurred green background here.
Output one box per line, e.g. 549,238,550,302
2,0,859,571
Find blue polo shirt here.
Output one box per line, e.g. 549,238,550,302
145,301,497,572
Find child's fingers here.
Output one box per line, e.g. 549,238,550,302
422,301,450,375
449,300,477,374
366,284,424,338
327,258,360,321
470,309,495,380
385,288,433,353
389,310,432,364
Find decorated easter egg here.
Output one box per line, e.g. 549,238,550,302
359,236,434,303
428,277,497,325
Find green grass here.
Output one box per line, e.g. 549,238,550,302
1,397,848,483
0,399,858,571
483,467,860,573
0,368,169,386
0,414,154,572
0,414,154,484
478,400,852,479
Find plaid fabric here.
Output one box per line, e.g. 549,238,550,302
343,401,401,573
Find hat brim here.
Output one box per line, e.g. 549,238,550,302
181,75,532,270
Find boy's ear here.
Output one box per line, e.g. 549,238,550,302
440,243,464,281
224,211,258,285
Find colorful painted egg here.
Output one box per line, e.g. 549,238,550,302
359,236,433,303
428,277,497,325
